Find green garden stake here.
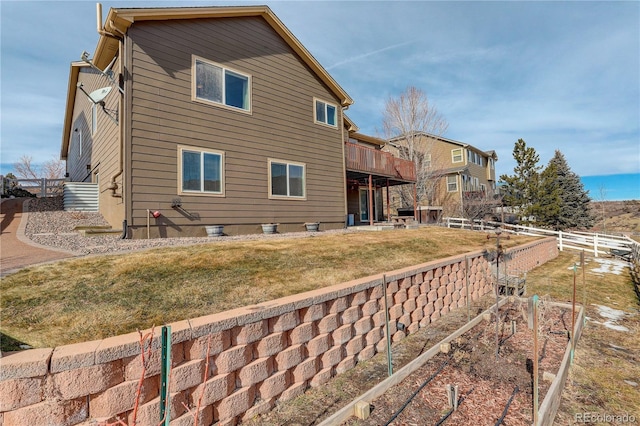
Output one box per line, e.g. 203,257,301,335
160,325,171,425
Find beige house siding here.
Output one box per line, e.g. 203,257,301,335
384,134,497,217
125,17,346,237
66,65,124,228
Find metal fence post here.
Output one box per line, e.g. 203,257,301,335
160,325,172,425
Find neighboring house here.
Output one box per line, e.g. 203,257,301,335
385,132,499,218
60,5,415,238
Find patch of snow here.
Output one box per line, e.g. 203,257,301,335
588,258,629,275
594,304,626,320
602,322,630,332
591,304,630,332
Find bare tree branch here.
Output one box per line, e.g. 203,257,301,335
382,86,449,208
13,155,65,180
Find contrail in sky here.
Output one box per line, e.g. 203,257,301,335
326,40,416,70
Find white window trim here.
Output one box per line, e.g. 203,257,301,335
313,97,338,128
447,175,458,192
451,148,463,163
191,55,252,114
268,158,307,200
177,145,225,197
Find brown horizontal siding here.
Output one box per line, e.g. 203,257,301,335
126,15,347,234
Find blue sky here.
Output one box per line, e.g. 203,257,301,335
1,1,639,200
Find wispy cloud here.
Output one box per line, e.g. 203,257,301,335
326,40,416,70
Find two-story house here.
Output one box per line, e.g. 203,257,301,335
60,5,415,238
385,132,498,218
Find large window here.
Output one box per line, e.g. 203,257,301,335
269,159,305,199
451,148,463,163
179,146,224,195
314,98,337,127
193,56,250,111
447,175,458,192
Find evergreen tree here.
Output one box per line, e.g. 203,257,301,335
530,162,562,226
499,139,542,222
546,150,594,230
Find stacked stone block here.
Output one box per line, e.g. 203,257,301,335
0,237,557,425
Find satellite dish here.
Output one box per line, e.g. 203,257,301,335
89,86,112,104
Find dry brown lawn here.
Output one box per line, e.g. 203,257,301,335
0,227,536,350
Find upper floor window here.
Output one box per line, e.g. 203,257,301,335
467,150,484,166
489,158,495,169
178,145,225,196
451,148,463,163
314,98,337,127
424,153,432,169
193,56,250,112
269,159,306,199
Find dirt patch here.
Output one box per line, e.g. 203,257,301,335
342,301,570,425
244,297,495,426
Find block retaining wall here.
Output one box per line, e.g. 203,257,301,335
0,237,557,425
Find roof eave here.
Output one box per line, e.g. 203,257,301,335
97,5,353,106
61,62,88,160
350,132,386,147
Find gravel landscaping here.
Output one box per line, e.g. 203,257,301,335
24,196,354,255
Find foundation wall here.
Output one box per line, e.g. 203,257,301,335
0,237,558,425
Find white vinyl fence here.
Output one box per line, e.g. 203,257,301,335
444,217,635,258
1,176,65,198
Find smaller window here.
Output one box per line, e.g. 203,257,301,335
451,148,463,163
447,175,458,192
91,104,97,135
178,145,225,196
269,159,306,199
314,98,337,127
489,158,495,169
